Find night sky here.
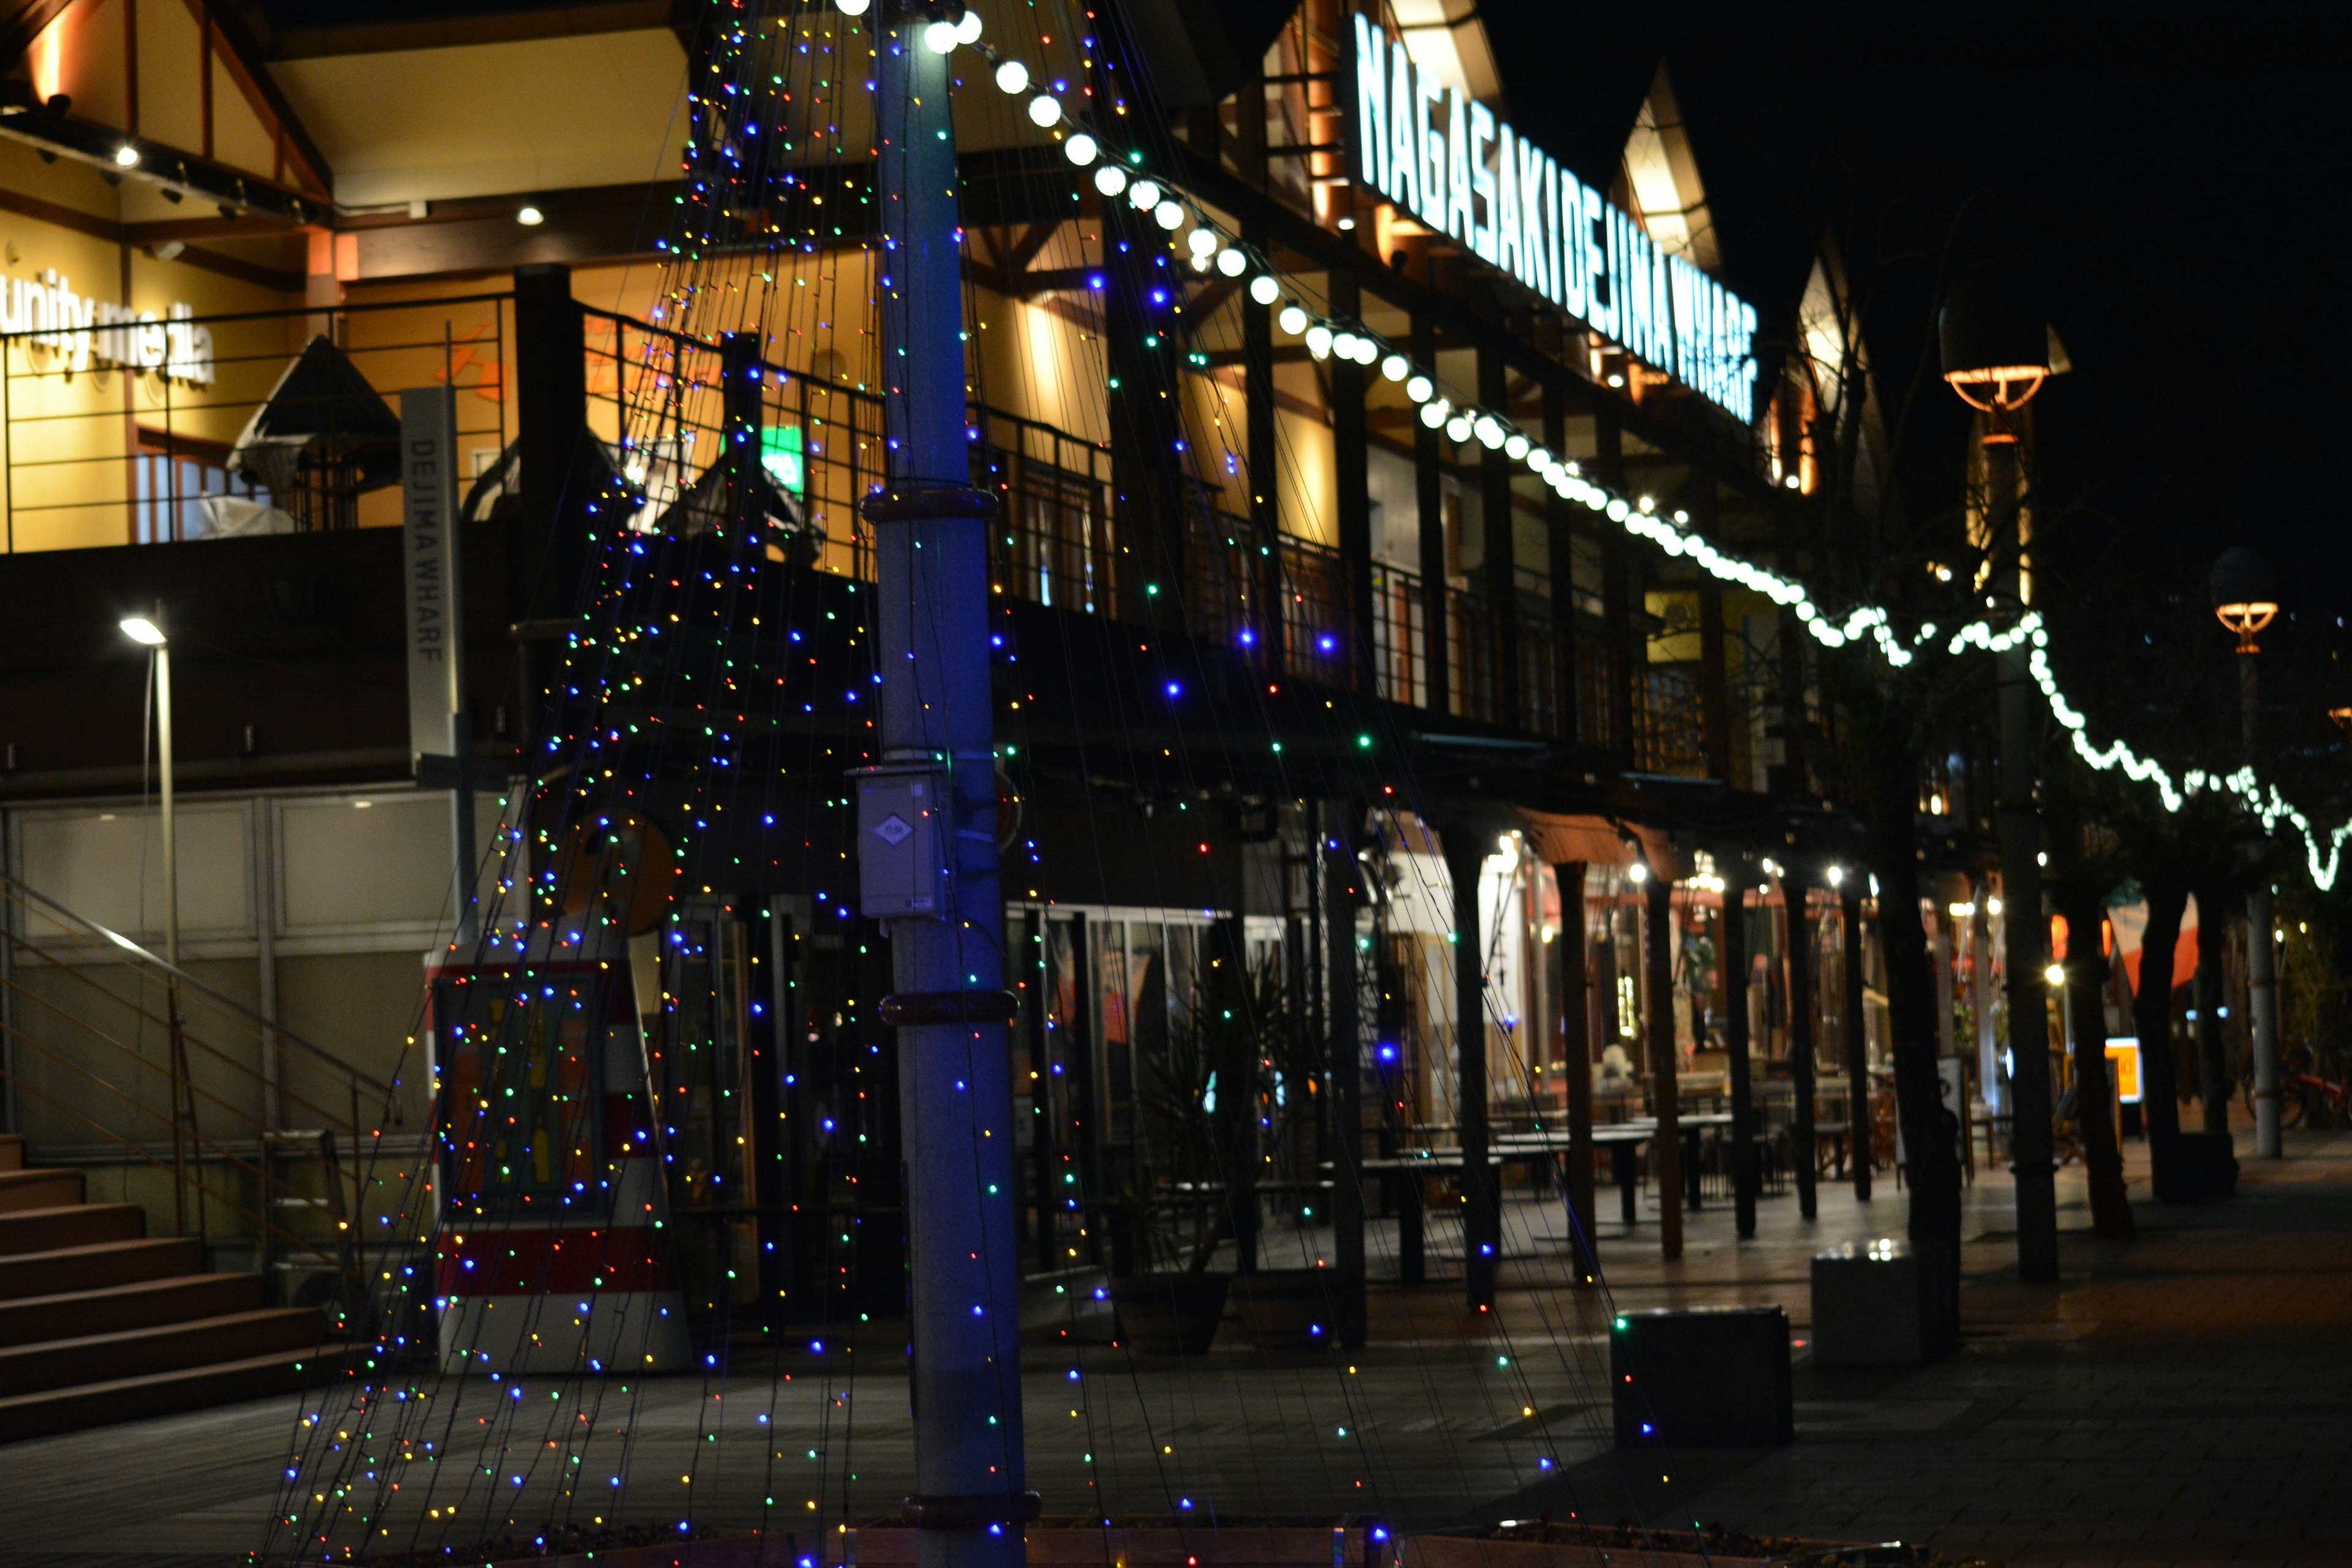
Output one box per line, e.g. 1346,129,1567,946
1485,2,2350,785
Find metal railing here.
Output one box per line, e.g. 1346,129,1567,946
1,285,1730,767
2,295,511,554
0,870,399,1321
1369,561,1427,707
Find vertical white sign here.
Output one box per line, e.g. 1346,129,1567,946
401,388,464,764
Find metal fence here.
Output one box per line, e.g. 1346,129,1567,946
4,291,1727,765
1,295,511,554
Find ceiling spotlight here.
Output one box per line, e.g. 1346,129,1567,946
114,144,141,168
516,204,545,226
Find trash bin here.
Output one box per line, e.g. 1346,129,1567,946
1610,1305,1792,1447
1811,1238,1923,1366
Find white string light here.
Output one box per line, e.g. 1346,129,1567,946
867,13,2352,891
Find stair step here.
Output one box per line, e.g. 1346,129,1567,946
0,1169,83,1215
0,1203,144,1257
0,1273,264,1348
0,1135,23,1173
0,1307,325,1397
0,1341,365,1446
0,1237,203,1301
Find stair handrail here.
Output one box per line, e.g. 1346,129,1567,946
0,1050,363,1291
0,870,398,1100
2,926,384,1142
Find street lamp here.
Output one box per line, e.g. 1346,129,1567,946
119,615,177,968
122,611,196,1235
1940,274,2060,1283
2212,546,2283,1159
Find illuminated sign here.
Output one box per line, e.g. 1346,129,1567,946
0,268,216,386
2105,1038,2142,1105
1349,17,1755,421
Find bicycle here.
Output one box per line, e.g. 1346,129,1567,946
2242,1044,2351,1128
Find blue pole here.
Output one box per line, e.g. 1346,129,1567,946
869,14,1030,1568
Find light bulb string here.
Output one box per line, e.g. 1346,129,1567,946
865,9,2345,891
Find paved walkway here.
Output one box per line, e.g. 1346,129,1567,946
4,1121,2347,1566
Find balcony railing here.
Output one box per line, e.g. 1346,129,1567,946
2,294,513,554
3,292,1741,781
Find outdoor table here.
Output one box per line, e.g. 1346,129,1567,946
1357,1144,1581,1283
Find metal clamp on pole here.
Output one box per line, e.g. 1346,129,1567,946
861,483,999,527
901,1491,1043,1531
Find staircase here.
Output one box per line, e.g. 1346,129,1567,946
0,1133,360,1443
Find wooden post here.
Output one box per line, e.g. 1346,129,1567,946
1557,862,1596,1283
1725,875,1757,1238
1787,881,1820,1219
1446,829,1497,1306
1331,271,1374,693
1476,340,1520,724
1414,315,1449,714
1596,415,1635,755
1544,381,1580,742
1843,884,1872,1201
1325,801,1368,1344
1646,870,1682,1259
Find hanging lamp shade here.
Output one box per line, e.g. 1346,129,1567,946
1939,273,2052,410
2211,546,2280,648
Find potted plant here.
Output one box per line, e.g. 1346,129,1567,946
1107,986,1231,1355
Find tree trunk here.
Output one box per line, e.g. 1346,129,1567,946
2195,889,2232,1134
2134,876,2188,1149
1867,717,1962,1350
2053,882,2136,1238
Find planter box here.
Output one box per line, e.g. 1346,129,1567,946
1610,1306,1791,1447
1231,1267,1361,1351
1811,1239,1922,1366
1110,1273,1231,1356
2153,1130,2238,1204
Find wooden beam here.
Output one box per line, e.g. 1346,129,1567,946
190,0,336,199
1006,221,1060,273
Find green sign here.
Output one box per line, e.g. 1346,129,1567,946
760,424,805,497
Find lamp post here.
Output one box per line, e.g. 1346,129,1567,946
1939,280,2060,1282
121,611,195,1235
2212,547,2282,1159
120,616,176,964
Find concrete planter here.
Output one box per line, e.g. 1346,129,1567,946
1110,1272,1231,1356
